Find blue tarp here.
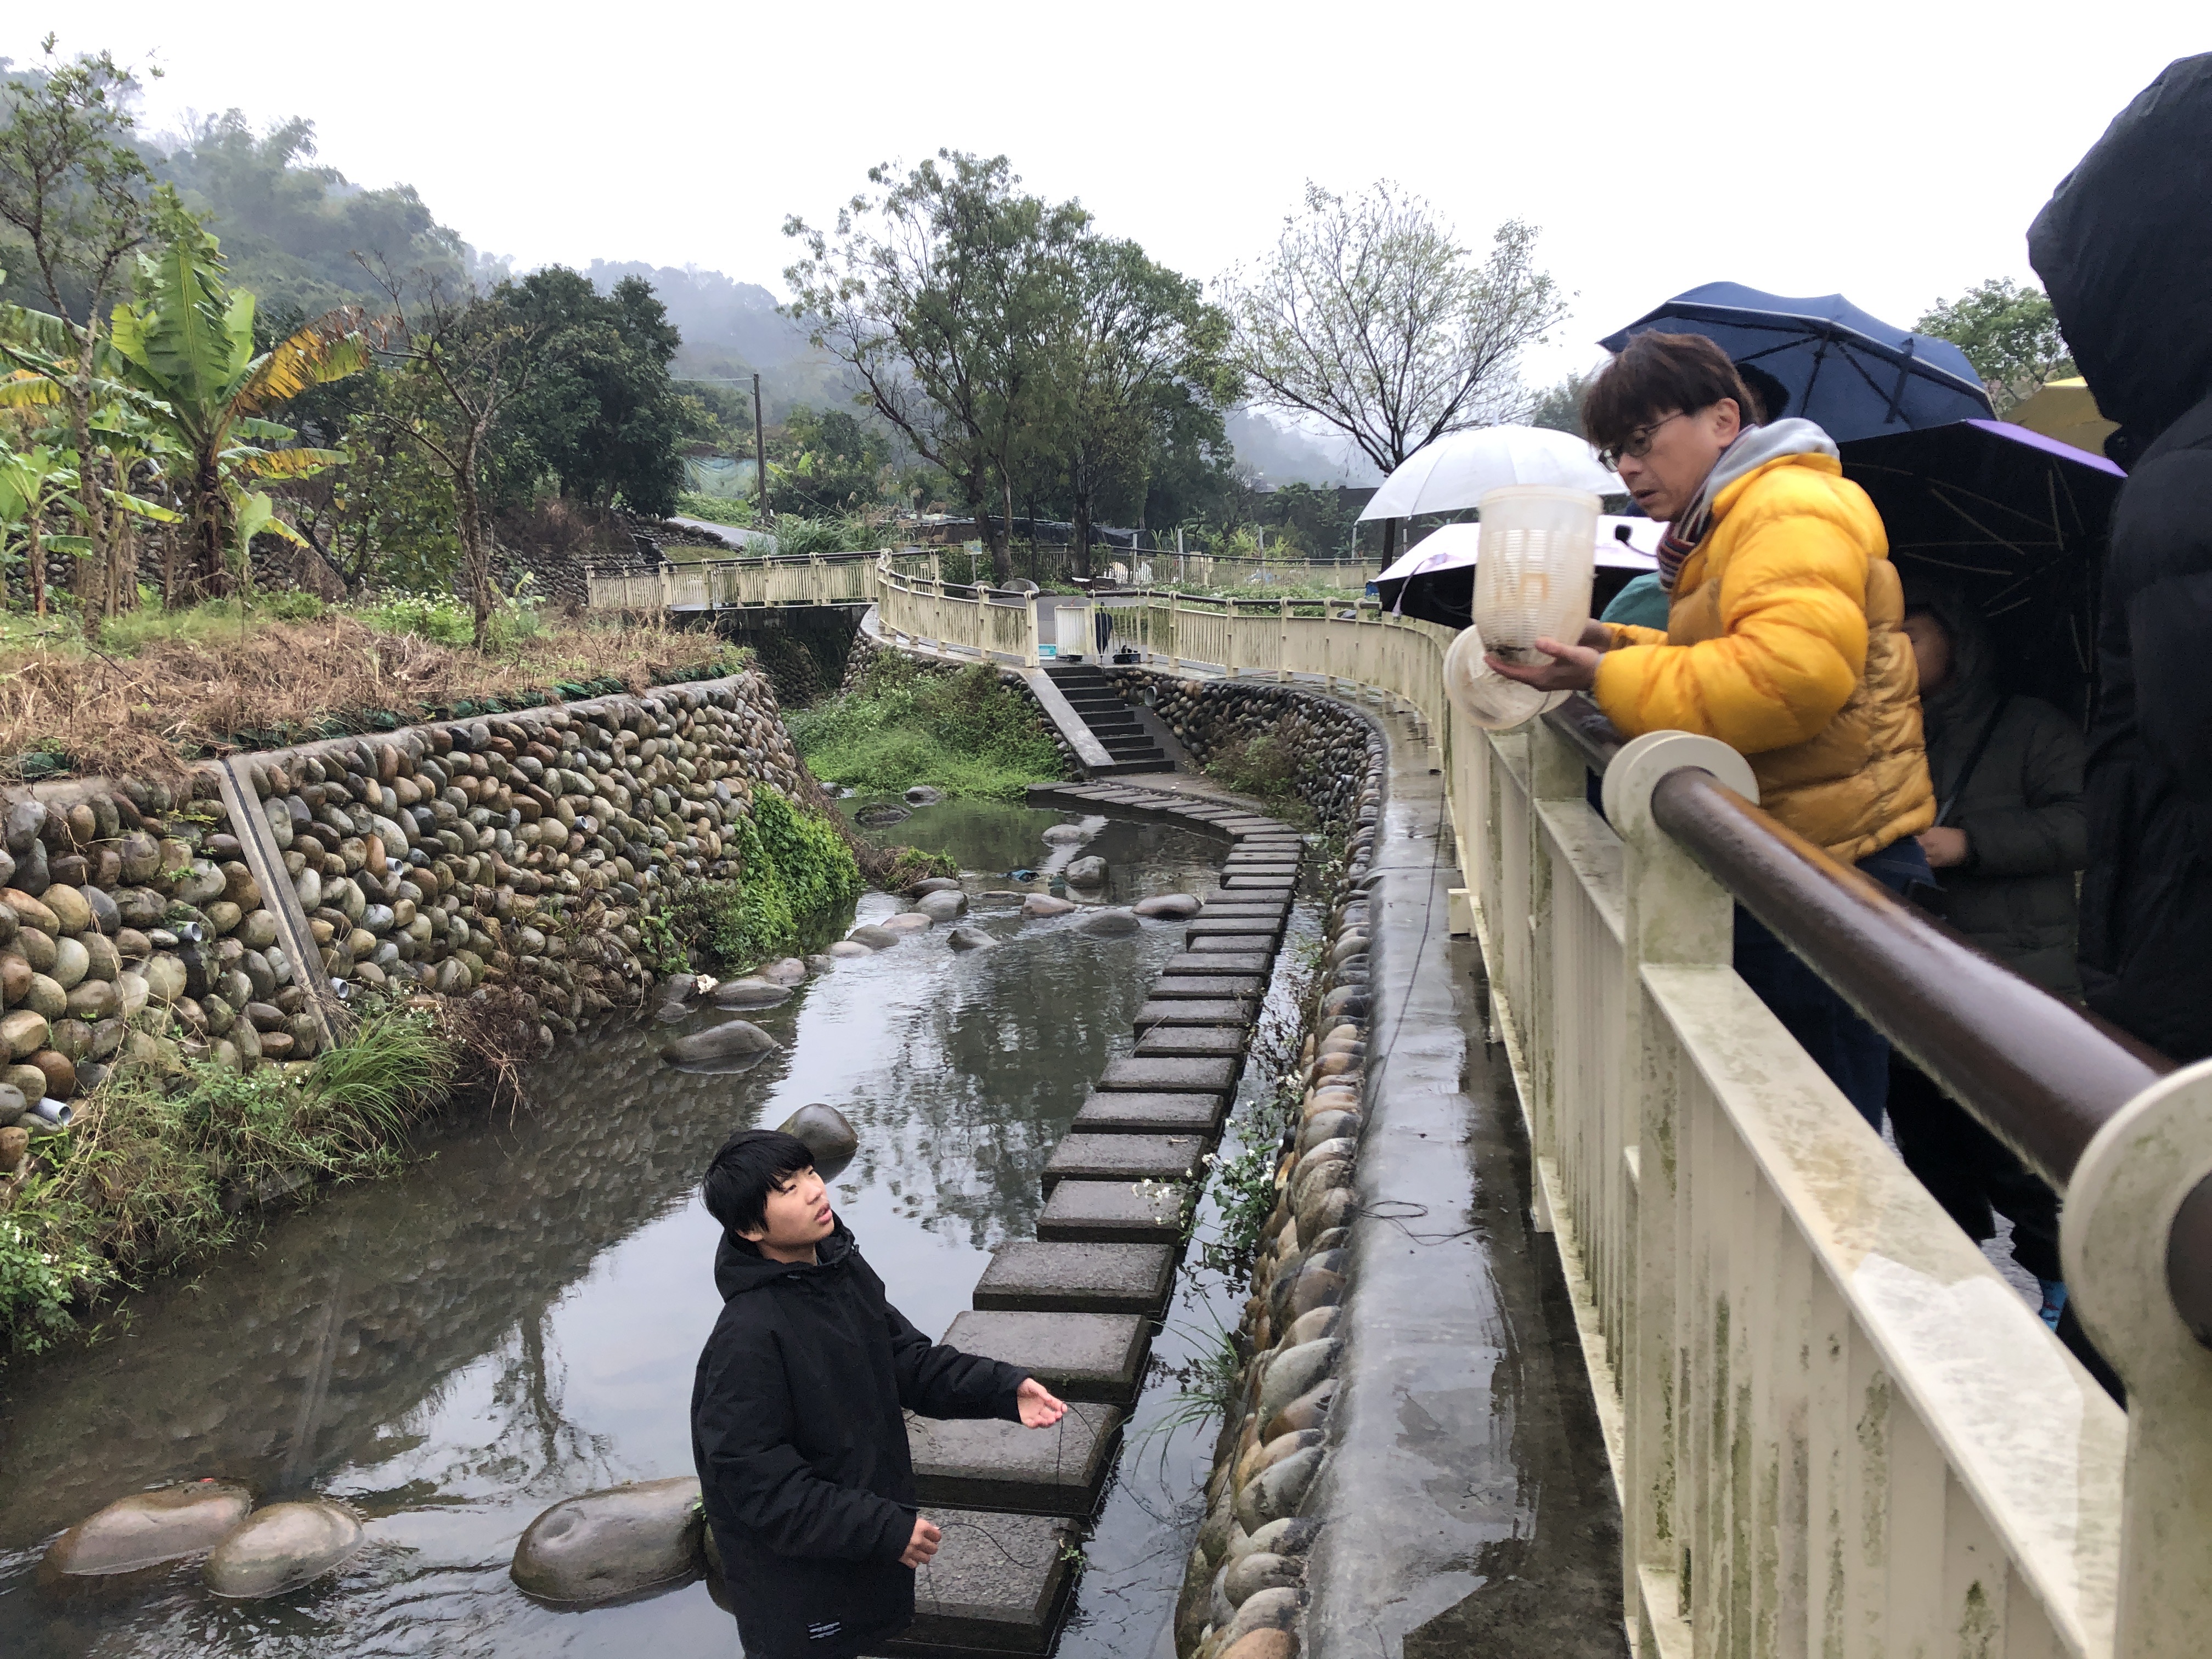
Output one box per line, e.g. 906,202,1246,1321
1599,281,1994,443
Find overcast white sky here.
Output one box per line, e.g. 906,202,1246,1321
8,3,2206,390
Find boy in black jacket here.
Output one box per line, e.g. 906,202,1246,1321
691,1129,1065,1657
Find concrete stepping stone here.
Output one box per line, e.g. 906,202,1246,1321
1187,934,1278,955
1096,1054,1239,1094
908,1402,1124,1515
1187,917,1282,938
1221,866,1300,882
1038,1177,1189,1242
1153,972,1267,998
974,1240,1176,1312
890,1511,1077,1657
1221,878,1294,894
1071,1091,1227,1136
941,1311,1149,1403
1043,1132,1205,1190
1163,951,1273,977
1135,1025,1247,1059
1200,899,1291,915
1135,998,1253,1026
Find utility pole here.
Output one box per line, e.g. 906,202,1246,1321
752,372,768,526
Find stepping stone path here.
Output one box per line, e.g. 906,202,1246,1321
898,779,1307,1655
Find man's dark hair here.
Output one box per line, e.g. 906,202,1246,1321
703,1129,816,1237
1583,331,1767,450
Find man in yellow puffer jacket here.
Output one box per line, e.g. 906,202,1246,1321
1492,331,1934,1124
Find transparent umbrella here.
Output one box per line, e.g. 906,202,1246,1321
1357,425,1617,521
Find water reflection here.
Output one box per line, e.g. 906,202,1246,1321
0,802,1269,1658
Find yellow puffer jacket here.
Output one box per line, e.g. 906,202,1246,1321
1593,452,1934,862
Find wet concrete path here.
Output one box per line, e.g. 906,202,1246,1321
1300,700,1629,1659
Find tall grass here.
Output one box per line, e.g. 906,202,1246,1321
789,654,1065,801
0,1001,460,1357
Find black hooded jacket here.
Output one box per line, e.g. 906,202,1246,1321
2030,52,2212,1059
690,1219,1029,1658
1908,585,2086,995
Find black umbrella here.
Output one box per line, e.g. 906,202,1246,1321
1839,419,2125,723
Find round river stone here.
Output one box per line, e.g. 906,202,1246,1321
509,1475,702,1607
709,979,791,1011
44,1479,255,1578
1077,907,1141,938
202,1498,363,1599
777,1102,859,1180
1132,893,1202,919
662,1020,777,1065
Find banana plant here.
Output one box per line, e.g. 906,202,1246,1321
67,204,371,594
0,445,86,618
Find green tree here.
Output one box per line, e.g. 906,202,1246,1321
772,404,892,516
785,151,1085,584
1217,183,1566,561
1526,369,1594,437
495,267,685,516
363,265,543,646
1041,233,1235,575
0,40,161,618
1914,278,2074,415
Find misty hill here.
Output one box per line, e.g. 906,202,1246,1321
580,261,860,418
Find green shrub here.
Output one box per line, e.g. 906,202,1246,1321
651,792,862,970
0,1197,111,1357
791,657,1065,801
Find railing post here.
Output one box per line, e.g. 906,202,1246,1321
2065,1060,2212,1659
1024,594,1040,669
1278,597,1291,682
1169,592,1182,674
1600,732,1761,1644
1225,598,1241,678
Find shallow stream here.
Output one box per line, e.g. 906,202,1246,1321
0,797,1316,1659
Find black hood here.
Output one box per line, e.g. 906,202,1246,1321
2030,54,2212,444
713,1215,857,1300
1901,579,1999,735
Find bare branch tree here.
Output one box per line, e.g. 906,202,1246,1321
1218,182,1567,556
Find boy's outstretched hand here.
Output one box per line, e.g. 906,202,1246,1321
900,1515,942,1567
1016,1378,1066,1427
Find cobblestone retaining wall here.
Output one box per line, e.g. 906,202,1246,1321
1172,714,1386,1659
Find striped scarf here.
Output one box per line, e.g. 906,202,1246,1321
1654,433,1742,592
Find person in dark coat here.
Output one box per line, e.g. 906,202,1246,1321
1893,586,2086,1325
2030,50,2212,1065
690,1129,1066,1658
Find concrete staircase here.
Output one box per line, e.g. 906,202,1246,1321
1043,663,1172,776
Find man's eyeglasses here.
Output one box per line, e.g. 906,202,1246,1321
1596,410,1689,470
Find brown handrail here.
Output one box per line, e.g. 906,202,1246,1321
1647,766,2163,1191
1543,695,1628,775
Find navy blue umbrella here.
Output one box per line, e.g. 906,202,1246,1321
1600,283,1994,443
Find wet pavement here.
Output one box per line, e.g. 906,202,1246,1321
1302,701,1629,1658
0,798,1319,1659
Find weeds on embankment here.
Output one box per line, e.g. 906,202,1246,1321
0,595,748,783
789,653,1065,802
0,1000,460,1358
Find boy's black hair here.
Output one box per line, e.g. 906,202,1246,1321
703,1129,817,1238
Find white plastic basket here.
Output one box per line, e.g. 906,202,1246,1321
1472,485,1601,662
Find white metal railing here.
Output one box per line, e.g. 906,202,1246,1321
872,559,1041,668
620,560,2210,1659
584,551,882,612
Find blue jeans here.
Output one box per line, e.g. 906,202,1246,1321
1733,838,1931,1129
